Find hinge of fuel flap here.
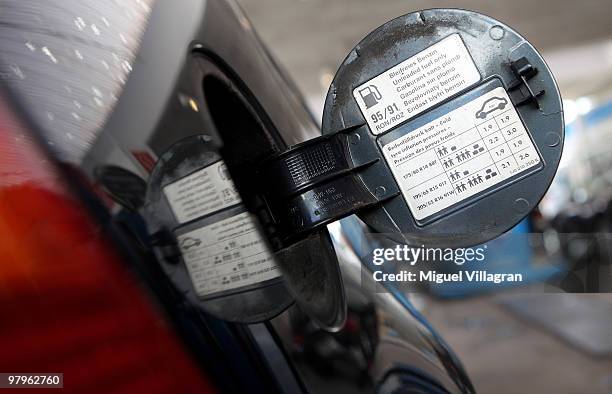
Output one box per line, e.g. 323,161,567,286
508,56,545,109
257,124,398,244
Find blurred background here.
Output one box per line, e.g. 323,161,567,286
238,1,612,392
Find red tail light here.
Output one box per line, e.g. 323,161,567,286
0,95,216,393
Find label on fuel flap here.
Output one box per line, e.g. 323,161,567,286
381,87,541,221
177,212,281,297
163,161,240,224
353,34,480,135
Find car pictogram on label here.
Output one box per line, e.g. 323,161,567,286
180,236,202,250
475,96,508,119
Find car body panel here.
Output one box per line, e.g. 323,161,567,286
0,0,473,392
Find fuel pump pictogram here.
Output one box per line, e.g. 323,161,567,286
358,85,382,109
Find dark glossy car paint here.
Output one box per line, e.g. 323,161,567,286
0,0,475,392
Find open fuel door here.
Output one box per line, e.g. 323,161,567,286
252,8,562,251
136,9,563,331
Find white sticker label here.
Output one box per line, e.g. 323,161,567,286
382,87,541,221
178,212,281,297
354,34,480,135
163,161,240,223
